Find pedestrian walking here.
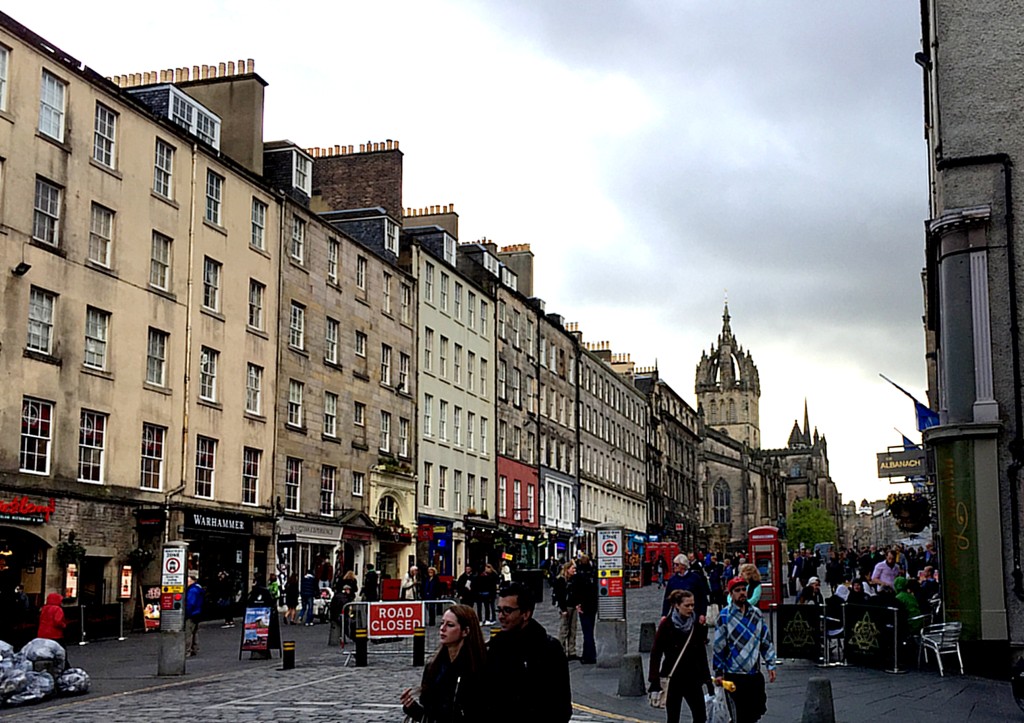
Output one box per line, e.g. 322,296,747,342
37,591,66,645
423,566,442,626
655,557,667,589
475,563,498,625
185,573,204,657
661,554,709,620
485,581,572,723
575,554,599,664
363,564,380,602
552,561,579,660
713,576,777,723
455,564,475,607
400,604,487,722
649,589,712,723
401,565,421,601
300,569,317,625
216,568,236,628
341,570,359,598
284,573,299,624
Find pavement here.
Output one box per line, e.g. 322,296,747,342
1,582,1019,721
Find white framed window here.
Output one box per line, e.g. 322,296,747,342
498,301,506,339
480,359,489,398
245,199,266,251
325,318,340,364
38,70,66,141
379,410,392,452
439,466,447,509
440,336,449,377
353,471,365,498
467,412,475,450
454,344,463,384
499,421,508,455
242,448,260,505
399,417,409,457
527,484,535,523
481,477,489,515
399,353,410,393
93,103,117,168
150,232,171,290
199,347,219,401
423,462,432,507
294,151,312,195
480,301,488,336
291,216,305,263
194,436,216,498
480,417,489,455
454,283,463,319
20,397,53,474
78,409,107,483
33,178,61,246
499,476,507,517
440,273,449,311
328,239,340,283
147,328,168,386
354,401,366,427
289,302,305,350
154,139,174,199
88,203,114,267
423,394,433,437
385,217,399,255
468,292,476,329
84,307,110,370
401,283,412,323
248,280,265,330
246,363,262,414
0,46,8,111
140,423,166,490
383,272,392,314
355,331,367,357
27,287,55,354
439,400,449,441
513,310,521,347
202,257,221,311
288,379,304,427
424,328,434,371
205,170,223,225
454,470,463,513
323,392,338,438
285,458,301,512
467,473,476,512
320,465,336,516
380,344,392,385
424,263,434,302
454,406,462,446
356,256,367,290
499,360,507,400
513,368,522,406
467,351,475,392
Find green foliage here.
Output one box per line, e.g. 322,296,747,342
784,499,837,547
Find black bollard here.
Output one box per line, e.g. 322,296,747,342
355,627,368,667
282,640,296,670
413,625,425,667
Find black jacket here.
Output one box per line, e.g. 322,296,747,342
648,617,710,691
404,647,485,723
486,618,571,723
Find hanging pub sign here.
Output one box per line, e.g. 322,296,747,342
0,496,56,524
876,449,926,478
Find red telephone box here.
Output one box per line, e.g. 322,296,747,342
747,526,781,610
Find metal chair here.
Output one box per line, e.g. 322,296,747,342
918,621,964,676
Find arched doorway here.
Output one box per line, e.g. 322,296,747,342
0,525,52,646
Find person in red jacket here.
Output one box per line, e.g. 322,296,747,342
37,592,66,642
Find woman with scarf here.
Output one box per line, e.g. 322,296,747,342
400,604,487,722
648,589,712,723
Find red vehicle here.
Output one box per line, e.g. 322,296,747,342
645,542,679,586
747,526,782,610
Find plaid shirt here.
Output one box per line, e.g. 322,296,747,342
712,602,777,675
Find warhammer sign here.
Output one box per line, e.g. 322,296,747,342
876,449,926,478
0,496,56,524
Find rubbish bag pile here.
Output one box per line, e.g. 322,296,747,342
0,638,90,706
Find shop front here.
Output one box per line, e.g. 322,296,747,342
339,510,376,582
416,516,456,577
0,494,57,638
463,513,498,571
177,506,271,618
277,518,342,590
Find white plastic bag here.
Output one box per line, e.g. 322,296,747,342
707,685,734,723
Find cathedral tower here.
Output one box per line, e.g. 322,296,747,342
695,303,761,448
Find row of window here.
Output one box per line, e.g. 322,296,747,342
421,394,488,453
283,457,364,516
421,463,489,516
423,328,489,393
497,420,536,465
497,475,537,523
423,261,488,335
581,482,645,528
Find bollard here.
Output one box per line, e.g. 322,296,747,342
328,620,342,647
800,677,835,723
282,640,296,670
413,625,425,667
355,627,368,667
639,621,656,653
617,653,646,697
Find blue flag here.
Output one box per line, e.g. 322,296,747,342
880,374,940,433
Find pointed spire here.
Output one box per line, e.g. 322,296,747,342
722,299,732,335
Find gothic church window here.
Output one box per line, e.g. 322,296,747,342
713,479,731,524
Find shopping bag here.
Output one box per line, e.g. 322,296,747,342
707,685,734,723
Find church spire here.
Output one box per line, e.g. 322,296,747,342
803,399,810,443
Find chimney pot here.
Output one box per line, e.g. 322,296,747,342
227,61,235,75
247,59,255,73
218,62,227,76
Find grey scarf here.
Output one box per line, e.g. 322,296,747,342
670,608,694,635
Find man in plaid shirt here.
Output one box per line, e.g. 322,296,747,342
713,576,777,723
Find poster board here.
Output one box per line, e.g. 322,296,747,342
238,605,282,659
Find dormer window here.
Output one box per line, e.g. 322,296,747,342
293,151,312,196
385,218,399,255
132,85,221,150
501,267,518,292
482,253,499,277
443,233,456,264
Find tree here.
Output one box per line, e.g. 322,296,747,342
784,499,837,548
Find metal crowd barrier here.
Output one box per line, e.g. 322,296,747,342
340,599,457,668
771,603,908,673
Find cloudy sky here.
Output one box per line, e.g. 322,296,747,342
18,1,928,502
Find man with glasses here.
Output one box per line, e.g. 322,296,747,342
486,581,572,722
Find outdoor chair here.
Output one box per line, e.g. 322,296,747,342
918,621,963,676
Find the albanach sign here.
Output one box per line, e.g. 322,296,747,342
0,496,56,524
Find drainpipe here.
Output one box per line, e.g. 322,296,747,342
935,153,1024,601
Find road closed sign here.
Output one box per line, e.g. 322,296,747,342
368,601,423,638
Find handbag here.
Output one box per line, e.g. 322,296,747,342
650,624,695,708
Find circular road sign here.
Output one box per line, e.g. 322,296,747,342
165,556,182,574
601,538,618,557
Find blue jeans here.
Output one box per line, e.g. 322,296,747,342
300,595,314,624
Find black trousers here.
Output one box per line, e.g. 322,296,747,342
723,672,766,723
666,678,707,723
